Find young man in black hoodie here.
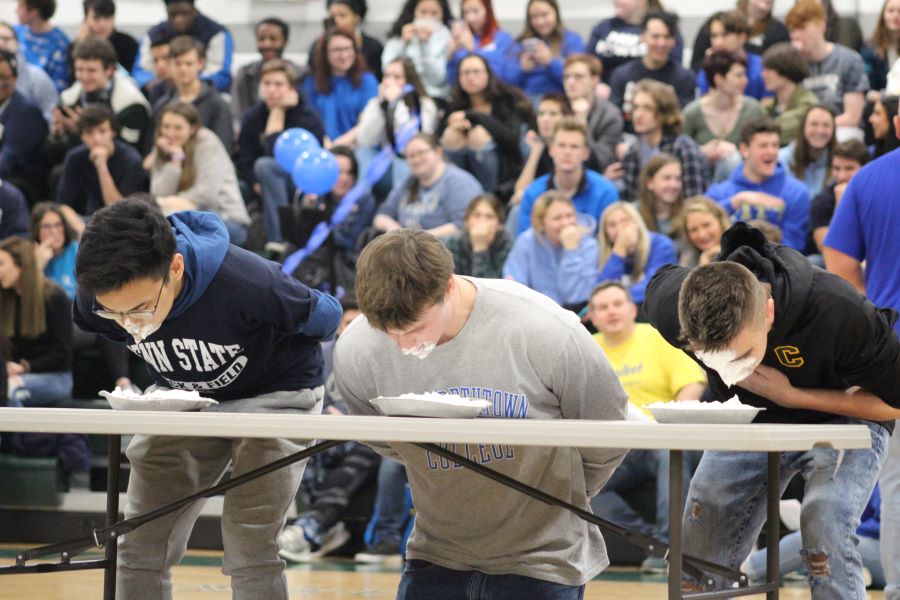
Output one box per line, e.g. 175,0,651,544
644,222,900,598
72,197,341,600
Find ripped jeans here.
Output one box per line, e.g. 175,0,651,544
681,418,888,600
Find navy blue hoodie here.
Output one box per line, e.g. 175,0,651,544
74,212,342,400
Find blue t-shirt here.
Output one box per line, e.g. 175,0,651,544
303,73,378,140
15,25,70,93
45,241,79,299
517,170,619,235
825,148,900,336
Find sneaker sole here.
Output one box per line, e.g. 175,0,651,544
353,552,404,565
279,548,314,563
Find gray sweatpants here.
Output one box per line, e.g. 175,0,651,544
116,387,323,600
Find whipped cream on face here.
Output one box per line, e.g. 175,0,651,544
121,317,161,344
401,342,436,359
695,348,759,387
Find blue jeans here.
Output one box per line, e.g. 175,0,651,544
372,458,409,545
747,530,885,588
9,371,73,407
396,560,585,600
682,418,888,599
881,423,900,600
223,219,247,247
445,142,499,193
254,156,294,243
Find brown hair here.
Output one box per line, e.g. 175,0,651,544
563,53,603,80
530,189,573,233
788,104,835,180
260,57,301,87
703,49,748,90
761,42,810,84
680,195,730,253
518,0,565,54
633,79,683,136
637,153,682,236
736,0,776,40
590,280,634,306
785,0,825,31
832,139,870,165
464,193,506,224
30,202,76,248
678,261,767,351
355,229,454,331
872,0,900,59
550,116,589,145
313,28,368,94
598,202,652,280
168,34,205,59
154,101,201,192
740,115,781,146
73,35,117,69
403,132,443,203
538,92,573,114
709,10,751,36
0,237,55,338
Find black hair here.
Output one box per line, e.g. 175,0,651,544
388,0,453,38
703,49,747,90
328,0,368,20
77,103,118,135
76,197,176,295
23,0,56,21
83,0,115,18
0,49,18,78
257,17,290,40
330,145,359,181
642,10,680,38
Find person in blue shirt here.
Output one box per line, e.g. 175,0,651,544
504,190,598,309
696,11,770,101
706,116,810,251
502,0,585,99
0,20,57,124
446,0,513,85
14,0,69,92
517,117,619,235
72,197,341,600
596,201,676,305
304,28,378,144
132,0,234,93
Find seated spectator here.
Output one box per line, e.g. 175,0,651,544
233,18,304,125
684,49,764,183
778,104,835,195
503,190,598,309
562,54,624,174
513,93,603,203
809,139,868,253
786,0,868,140
152,35,233,149
440,54,532,194
309,0,383,82
0,49,49,204
69,0,138,79
815,0,864,52
690,0,789,73
696,11,769,100
236,60,326,244
706,116,810,251
637,153,685,248
443,193,513,278
609,11,696,125
0,20,57,124
621,79,708,201
304,28,378,145
356,57,439,184
145,101,250,245
142,35,173,106
49,37,151,165
679,195,731,267
517,117,618,235
587,281,705,571
596,201,676,304
760,42,819,145
56,105,145,235
0,180,29,240
862,0,900,95
870,94,900,158
14,0,69,92
132,0,233,93
447,0,512,85
0,236,72,406
587,0,683,83
381,0,453,100
374,133,482,238
503,0,585,99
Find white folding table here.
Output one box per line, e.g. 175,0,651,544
0,407,872,599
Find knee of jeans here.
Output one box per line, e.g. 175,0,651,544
800,547,832,585
254,156,279,177
686,497,703,525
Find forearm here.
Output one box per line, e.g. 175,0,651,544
96,164,125,206
514,148,542,194
424,222,458,239
374,214,401,231
675,382,706,401
835,93,864,128
787,386,900,421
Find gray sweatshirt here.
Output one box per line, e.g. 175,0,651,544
333,277,628,586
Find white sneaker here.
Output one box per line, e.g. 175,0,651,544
277,524,313,563
313,522,350,558
779,499,802,531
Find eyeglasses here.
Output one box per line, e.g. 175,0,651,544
40,222,64,231
93,275,167,321
328,46,355,55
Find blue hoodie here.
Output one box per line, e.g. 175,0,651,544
596,232,677,304
706,164,810,252
502,30,586,97
448,30,515,86
74,212,342,399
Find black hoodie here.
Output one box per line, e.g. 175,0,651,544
645,222,900,429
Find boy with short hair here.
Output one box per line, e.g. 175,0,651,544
14,0,69,92
809,139,868,253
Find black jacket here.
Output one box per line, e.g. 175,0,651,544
645,222,900,428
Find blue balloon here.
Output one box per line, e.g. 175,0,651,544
274,128,320,173
291,149,340,196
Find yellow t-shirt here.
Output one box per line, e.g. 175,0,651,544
593,324,706,417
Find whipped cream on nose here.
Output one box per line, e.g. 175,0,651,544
121,318,161,344
695,348,758,387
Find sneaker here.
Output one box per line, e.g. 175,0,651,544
314,522,350,558
779,499,801,531
354,540,403,565
277,523,315,563
640,555,668,574
278,518,350,563
264,241,288,259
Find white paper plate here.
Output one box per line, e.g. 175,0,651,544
649,405,763,424
100,390,219,412
370,394,490,418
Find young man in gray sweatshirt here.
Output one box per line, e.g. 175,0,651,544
333,229,628,599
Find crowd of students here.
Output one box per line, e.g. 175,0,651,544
0,0,898,586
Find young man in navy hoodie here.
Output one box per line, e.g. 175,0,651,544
644,222,900,598
73,197,341,600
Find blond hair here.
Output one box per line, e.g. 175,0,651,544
598,202,651,280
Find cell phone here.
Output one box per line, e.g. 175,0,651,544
522,38,540,53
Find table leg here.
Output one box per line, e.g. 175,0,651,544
669,450,684,599
766,452,780,600
104,434,121,600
